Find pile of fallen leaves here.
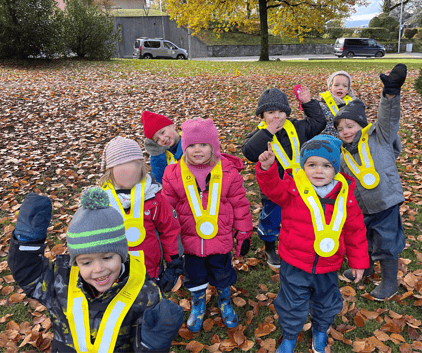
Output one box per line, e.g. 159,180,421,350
0,60,421,353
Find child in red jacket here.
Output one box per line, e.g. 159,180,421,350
162,118,253,333
256,135,369,353
99,136,182,292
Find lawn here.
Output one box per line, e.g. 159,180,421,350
0,58,422,352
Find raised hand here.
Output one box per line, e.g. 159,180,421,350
259,142,275,170
380,63,407,96
297,85,311,104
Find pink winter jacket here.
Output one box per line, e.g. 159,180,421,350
162,153,253,257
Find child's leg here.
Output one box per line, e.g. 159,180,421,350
257,199,282,267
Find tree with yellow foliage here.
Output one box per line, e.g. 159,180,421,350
164,0,366,61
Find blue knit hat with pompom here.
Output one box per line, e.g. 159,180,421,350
300,135,342,174
67,187,128,265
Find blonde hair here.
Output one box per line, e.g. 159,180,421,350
98,159,149,187
183,144,218,166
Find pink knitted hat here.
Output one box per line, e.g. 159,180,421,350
141,111,174,139
101,136,144,171
181,118,221,159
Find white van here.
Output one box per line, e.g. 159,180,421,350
132,38,188,60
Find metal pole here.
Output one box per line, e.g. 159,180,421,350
188,28,191,60
398,0,403,53
160,0,165,39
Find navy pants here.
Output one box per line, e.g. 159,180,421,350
364,203,405,261
274,260,343,340
257,199,282,242
183,252,237,292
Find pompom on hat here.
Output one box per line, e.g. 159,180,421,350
256,88,291,117
141,111,174,140
67,187,128,265
300,135,342,174
332,99,368,129
101,136,144,171
181,118,221,159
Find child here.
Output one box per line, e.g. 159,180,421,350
99,136,182,292
242,86,326,267
333,64,407,301
141,111,183,183
8,187,184,352
256,135,369,353
162,118,253,332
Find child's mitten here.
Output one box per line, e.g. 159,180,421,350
293,84,303,111
14,193,52,242
235,231,251,257
159,256,184,293
380,63,407,96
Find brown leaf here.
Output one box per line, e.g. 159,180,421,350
233,297,247,307
178,325,194,340
186,340,204,353
254,322,276,337
203,318,214,332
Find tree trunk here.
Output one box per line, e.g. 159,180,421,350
259,0,269,61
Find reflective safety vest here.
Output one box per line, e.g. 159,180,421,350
180,159,222,239
341,123,380,189
165,150,177,165
102,181,146,254
320,91,353,116
293,168,348,258
67,252,146,353
258,119,300,169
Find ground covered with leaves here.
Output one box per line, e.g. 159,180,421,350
0,58,422,353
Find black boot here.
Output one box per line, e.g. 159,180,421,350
343,253,374,281
370,259,399,301
264,241,281,268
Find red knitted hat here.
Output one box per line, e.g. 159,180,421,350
141,111,174,139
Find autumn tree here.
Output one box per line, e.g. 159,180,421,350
164,0,362,61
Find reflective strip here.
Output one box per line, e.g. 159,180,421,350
189,282,209,292
73,297,88,352
130,250,140,257
98,301,126,353
307,196,324,231
292,137,300,165
188,184,202,217
105,189,124,219
345,154,361,175
272,143,290,167
360,141,371,168
331,105,339,114
332,197,345,232
19,245,42,251
209,182,219,216
133,184,142,218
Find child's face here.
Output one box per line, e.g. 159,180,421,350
185,143,212,165
330,75,349,99
262,110,287,128
152,125,179,147
336,119,362,144
303,156,336,187
75,252,121,292
113,160,143,189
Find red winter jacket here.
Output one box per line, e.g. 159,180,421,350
162,154,253,257
256,162,369,274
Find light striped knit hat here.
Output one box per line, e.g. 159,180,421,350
101,136,144,171
67,187,128,265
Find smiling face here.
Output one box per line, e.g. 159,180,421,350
336,118,362,144
75,252,121,292
262,110,287,128
152,124,180,147
185,143,213,165
330,75,350,99
303,156,336,187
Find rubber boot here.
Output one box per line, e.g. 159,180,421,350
264,241,281,268
276,338,296,353
370,258,399,301
187,288,207,332
343,253,373,281
312,329,328,353
217,287,238,328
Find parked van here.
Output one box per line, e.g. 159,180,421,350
334,38,385,58
132,38,188,60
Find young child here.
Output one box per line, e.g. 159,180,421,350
242,86,326,267
8,187,184,352
162,118,253,332
141,111,183,184
99,136,182,292
256,135,369,353
333,64,407,301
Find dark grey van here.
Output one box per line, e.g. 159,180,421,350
334,38,385,58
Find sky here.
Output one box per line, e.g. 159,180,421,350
345,0,382,27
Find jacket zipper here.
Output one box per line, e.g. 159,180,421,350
200,191,204,255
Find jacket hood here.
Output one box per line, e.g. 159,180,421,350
145,173,162,201
221,153,243,172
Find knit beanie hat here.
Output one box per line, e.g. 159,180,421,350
300,135,342,174
256,88,291,117
181,118,221,159
332,99,368,128
101,136,144,171
141,111,174,140
67,187,128,265
327,71,355,98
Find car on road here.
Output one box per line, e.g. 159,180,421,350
132,38,188,60
334,38,385,58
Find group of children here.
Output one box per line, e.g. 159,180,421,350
8,64,407,353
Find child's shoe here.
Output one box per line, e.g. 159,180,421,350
276,338,296,353
343,253,373,281
370,259,399,301
187,288,206,332
312,328,328,353
217,287,238,328
264,241,281,268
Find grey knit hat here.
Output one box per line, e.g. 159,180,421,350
67,187,128,265
256,88,291,117
101,136,144,171
333,99,368,128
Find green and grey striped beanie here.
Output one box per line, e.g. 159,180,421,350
67,187,128,266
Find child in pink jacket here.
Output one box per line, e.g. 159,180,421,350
162,118,253,333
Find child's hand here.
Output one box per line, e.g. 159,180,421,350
351,269,364,283
266,118,284,135
380,63,407,96
297,85,311,104
259,142,275,170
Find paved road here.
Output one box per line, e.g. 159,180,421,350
192,53,422,61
